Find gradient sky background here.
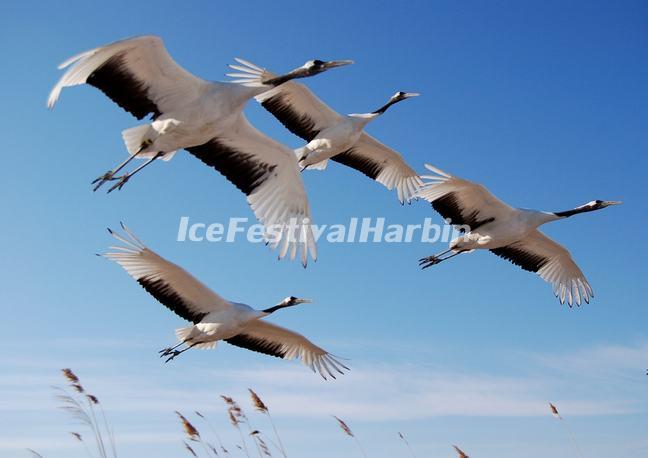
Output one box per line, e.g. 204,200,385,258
1,0,647,457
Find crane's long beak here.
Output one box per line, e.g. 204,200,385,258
295,298,313,305
323,60,354,69
403,92,421,98
603,200,622,206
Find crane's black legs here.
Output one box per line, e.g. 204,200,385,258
163,342,201,363
106,152,165,193
92,148,146,191
159,341,185,357
159,339,204,363
419,249,462,269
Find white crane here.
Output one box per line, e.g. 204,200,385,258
101,224,348,379
228,60,422,204
416,164,621,306
48,36,352,266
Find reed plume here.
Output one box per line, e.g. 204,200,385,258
453,444,469,457
195,410,230,457
398,432,417,458
250,430,272,457
548,402,583,458
176,411,216,457
222,395,251,458
333,416,368,458
249,389,287,457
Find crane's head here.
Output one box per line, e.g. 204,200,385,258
262,59,353,86
262,296,312,314
283,296,312,306
390,91,420,102
372,91,420,114
301,59,354,76
590,200,622,209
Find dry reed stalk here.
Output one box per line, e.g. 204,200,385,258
222,395,251,458
183,440,198,457
55,369,116,458
398,432,417,458
176,411,214,457
250,430,273,457
195,410,230,457
249,389,287,457
453,444,469,457
333,416,368,458
548,402,583,458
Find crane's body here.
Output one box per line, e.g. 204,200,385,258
416,164,620,306
447,209,559,252
129,83,264,159
297,114,377,169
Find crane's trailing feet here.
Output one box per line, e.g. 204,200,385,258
418,249,461,269
159,341,197,363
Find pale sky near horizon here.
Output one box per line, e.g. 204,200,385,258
1,0,647,457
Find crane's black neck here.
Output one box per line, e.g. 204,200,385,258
262,302,295,314
553,203,600,218
372,99,399,115
263,69,309,87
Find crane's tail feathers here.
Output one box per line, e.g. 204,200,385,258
227,57,277,87
174,327,216,350
175,326,193,342
120,125,176,161
191,341,217,350
306,159,329,171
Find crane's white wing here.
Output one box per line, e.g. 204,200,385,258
490,229,593,306
226,58,341,141
186,114,317,266
332,133,422,203
48,35,210,119
102,224,231,323
225,319,348,379
416,164,516,229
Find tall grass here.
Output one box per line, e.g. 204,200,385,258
333,416,368,458
53,368,117,458
248,389,287,458
36,368,589,458
398,432,417,458
549,402,583,458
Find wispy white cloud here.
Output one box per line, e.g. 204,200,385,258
2,341,645,421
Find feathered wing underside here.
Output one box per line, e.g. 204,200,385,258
102,224,231,323
490,230,593,306
333,133,422,203
186,114,317,266
416,164,515,229
48,35,209,119
225,320,348,379
228,59,342,141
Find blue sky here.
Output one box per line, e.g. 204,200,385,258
1,0,647,457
